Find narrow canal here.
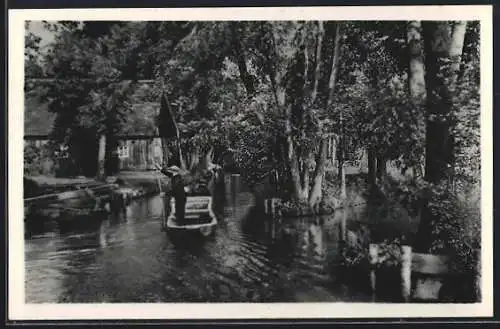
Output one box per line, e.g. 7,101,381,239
25,187,373,303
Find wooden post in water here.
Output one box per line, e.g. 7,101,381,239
369,243,379,302
400,245,412,302
97,134,106,181
264,198,281,218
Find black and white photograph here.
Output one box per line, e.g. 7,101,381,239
9,6,493,320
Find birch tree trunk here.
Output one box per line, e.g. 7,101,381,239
264,21,341,205
407,21,427,180
231,22,255,96
308,138,328,210
367,148,377,188
422,21,455,184
308,22,342,208
96,134,106,181
376,155,386,183
407,21,427,103
449,21,467,85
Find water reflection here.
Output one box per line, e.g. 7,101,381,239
25,189,373,303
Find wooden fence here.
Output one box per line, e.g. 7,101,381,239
367,243,450,302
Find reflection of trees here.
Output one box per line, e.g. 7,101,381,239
299,218,326,265
99,219,110,248
263,221,299,269
308,219,326,260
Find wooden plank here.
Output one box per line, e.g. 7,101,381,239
24,184,118,205
412,252,449,275
27,176,96,187
57,190,87,201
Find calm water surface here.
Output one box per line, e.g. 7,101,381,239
25,189,373,303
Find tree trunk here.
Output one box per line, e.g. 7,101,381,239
328,23,343,197
189,145,200,171
449,21,467,85
231,22,255,96
326,23,341,110
203,147,214,169
178,140,187,170
416,21,452,252
289,143,306,203
310,21,324,103
367,148,377,187
415,21,467,253
300,166,310,202
96,134,106,181
309,138,327,210
301,21,341,207
340,161,346,200
268,22,342,206
407,21,427,103
422,21,454,184
328,135,337,172
336,140,347,200
376,155,386,182
104,133,119,176
407,21,427,180
284,89,305,203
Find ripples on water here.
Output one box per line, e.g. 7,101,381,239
25,190,373,303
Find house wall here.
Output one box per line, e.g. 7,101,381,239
24,136,164,176
117,137,163,171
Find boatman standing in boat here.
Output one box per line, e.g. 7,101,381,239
155,163,188,224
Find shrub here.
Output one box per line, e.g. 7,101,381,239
340,237,404,269
426,182,480,274
24,142,55,176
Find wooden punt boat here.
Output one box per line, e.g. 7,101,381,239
163,196,218,239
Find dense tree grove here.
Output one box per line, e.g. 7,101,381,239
25,20,481,269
